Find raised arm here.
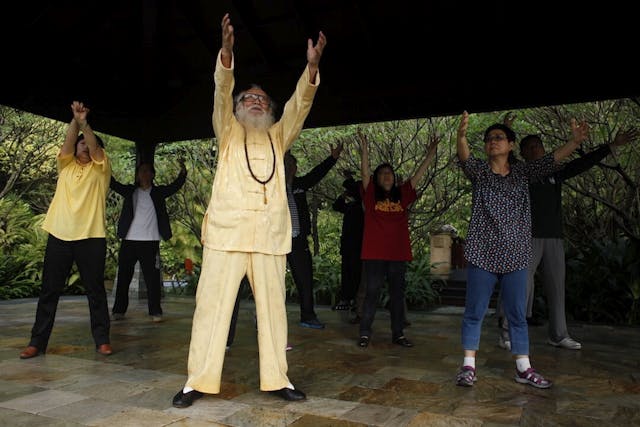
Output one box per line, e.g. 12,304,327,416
552,118,589,162
307,31,327,84
457,111,471,162
294,144,340,190
61,101,103,161
610,127,639,149
409,135,440,188
502,111,516,128
109,175,128,195
164,158,188,196
358,129,371,190
220,13,234,69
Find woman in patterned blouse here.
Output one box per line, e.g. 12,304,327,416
455,110,588,389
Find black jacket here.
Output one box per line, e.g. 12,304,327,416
290,155,337,237
529,144,610,238
332,177,364,254
111,170,187,240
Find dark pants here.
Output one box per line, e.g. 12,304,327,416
359,260,406,340
286,235,317,322
112,240,162,316
29,235,110,352
340,247,362,302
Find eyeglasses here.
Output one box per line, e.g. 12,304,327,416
240,93,270,105
485,134,508,143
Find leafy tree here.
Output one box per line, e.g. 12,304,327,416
0,106,63,212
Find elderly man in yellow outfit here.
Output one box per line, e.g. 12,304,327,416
172,13,326,407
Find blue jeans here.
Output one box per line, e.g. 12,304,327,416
462,264,529,355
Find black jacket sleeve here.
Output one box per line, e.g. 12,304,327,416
555,144,611,182
110,175,131,196
332,196,347,213
156,169,187,197
294,155,337,190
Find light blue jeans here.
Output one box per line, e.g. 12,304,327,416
462,264,529,355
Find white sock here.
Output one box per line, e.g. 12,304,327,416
183,386,193,393
516,357,531,373
463,357,476,369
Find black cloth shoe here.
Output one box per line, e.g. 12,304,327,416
172,389,204,408
358,336,369,348
269,387,306,401
393,336,414,347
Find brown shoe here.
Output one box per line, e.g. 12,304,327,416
19,346,40,359
96,344,113,355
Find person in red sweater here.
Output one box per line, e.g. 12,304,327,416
356,130,439,348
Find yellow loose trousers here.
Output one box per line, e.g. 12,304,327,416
185,248,291,393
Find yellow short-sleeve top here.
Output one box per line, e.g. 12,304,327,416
41,152,111,241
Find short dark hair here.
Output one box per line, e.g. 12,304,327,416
483,124,516,143
134,163,155,186
74,133,105,155
519,134,543,151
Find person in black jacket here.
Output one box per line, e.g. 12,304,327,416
110,160,187,322
284,143,343,329
497,127,638,351
331,171,364,313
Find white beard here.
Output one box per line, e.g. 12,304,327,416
236,105,275,131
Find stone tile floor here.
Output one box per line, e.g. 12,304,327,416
0,295,639,426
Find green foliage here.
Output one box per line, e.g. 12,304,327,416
2,100,640,327
565,237,640,325
405,251,444,309
0,106,61,212
160,222,202,283
0,196,46,299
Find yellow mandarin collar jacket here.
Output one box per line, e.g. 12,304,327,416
201,51,319,255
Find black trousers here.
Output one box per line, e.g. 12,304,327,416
359,260,406,340
29,235,110,352
339,247,362,302
286,235,317,322
112,240,162,316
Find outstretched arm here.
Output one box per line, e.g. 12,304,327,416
220,13,234,68
307,31,327,84
358,129,371,190
109,175,128,195
295,144,341,189
553,119,589,162
502,111,516,128
610,127,639,149
457,111,471,162
409,135,440,188
164,158,188,196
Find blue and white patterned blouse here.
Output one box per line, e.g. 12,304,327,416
459,153,556,273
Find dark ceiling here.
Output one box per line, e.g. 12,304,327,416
1,1,639,146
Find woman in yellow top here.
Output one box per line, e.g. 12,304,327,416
19,101,113,359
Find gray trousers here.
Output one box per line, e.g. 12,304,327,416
499,238,570,342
